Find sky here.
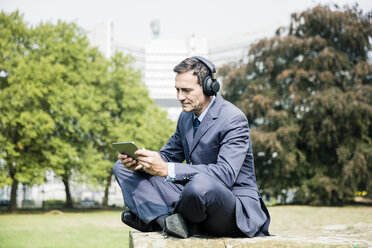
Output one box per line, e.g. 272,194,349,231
1,0,371,45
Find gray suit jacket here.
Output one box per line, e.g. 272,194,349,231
159,94,270,237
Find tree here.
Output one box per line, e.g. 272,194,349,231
0,11,54,210
0,11,175,209
221,4,372,205
27,20,113,208
84,53,175,207
0,14,102,209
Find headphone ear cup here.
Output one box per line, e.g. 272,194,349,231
203,76,220,96
211,80,220,95
203,76,213,96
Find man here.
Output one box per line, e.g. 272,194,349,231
113,56,270,238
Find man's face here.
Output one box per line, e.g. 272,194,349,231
175,71,210,116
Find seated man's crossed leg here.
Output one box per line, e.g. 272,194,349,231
113,160,242,238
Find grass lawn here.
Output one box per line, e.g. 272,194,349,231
0,206,371,248
0,210,130,248
268,205,372,236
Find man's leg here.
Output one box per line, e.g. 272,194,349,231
175,174,243,237
113,160,183,224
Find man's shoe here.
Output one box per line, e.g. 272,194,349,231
189,222,201,236
121,210,153,232
165,213,189,238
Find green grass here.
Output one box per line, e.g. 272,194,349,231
0,206,371,248
269,205,372,236
0,210,131,248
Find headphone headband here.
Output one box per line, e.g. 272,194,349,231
191,56,217,78
191,56,220,96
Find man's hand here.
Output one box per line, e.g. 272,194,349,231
135,149,168,177
118,153,143,171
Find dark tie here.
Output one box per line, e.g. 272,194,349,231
193,118,200,137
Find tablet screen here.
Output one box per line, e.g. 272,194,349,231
112,142,139,160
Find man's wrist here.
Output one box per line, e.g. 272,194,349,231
162,162,169,178
165,163,176,182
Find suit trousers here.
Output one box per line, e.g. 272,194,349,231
113,160,243,237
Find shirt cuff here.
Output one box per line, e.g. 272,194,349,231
165,162,175,182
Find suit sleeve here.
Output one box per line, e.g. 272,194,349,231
158,115,185,163
173,113,250,188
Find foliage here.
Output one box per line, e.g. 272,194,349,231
0,11,175,209
221,4,372,205
42,199,66,209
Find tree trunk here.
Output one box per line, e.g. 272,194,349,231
8,176,18,211
62,176,73,208
102,170,113,208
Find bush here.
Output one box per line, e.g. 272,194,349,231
43,200,66,209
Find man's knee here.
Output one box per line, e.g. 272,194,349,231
113,160,138,183
181,174,219,203
177,174,226,223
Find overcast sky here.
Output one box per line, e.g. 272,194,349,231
1,0,371,44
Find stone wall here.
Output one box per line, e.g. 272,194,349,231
129,230,370,248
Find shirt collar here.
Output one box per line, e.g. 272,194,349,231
193,96,215,123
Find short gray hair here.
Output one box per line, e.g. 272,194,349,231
173,57,210,86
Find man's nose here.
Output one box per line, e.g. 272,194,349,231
177,91,185,101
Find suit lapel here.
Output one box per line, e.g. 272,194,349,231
185,114,194,154
189,95,222,155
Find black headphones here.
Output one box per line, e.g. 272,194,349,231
192,56,220,96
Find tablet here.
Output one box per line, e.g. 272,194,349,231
112,142,139,160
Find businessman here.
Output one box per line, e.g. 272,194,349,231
113,56,270,238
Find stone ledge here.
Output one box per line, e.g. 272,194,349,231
129,230,371,248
